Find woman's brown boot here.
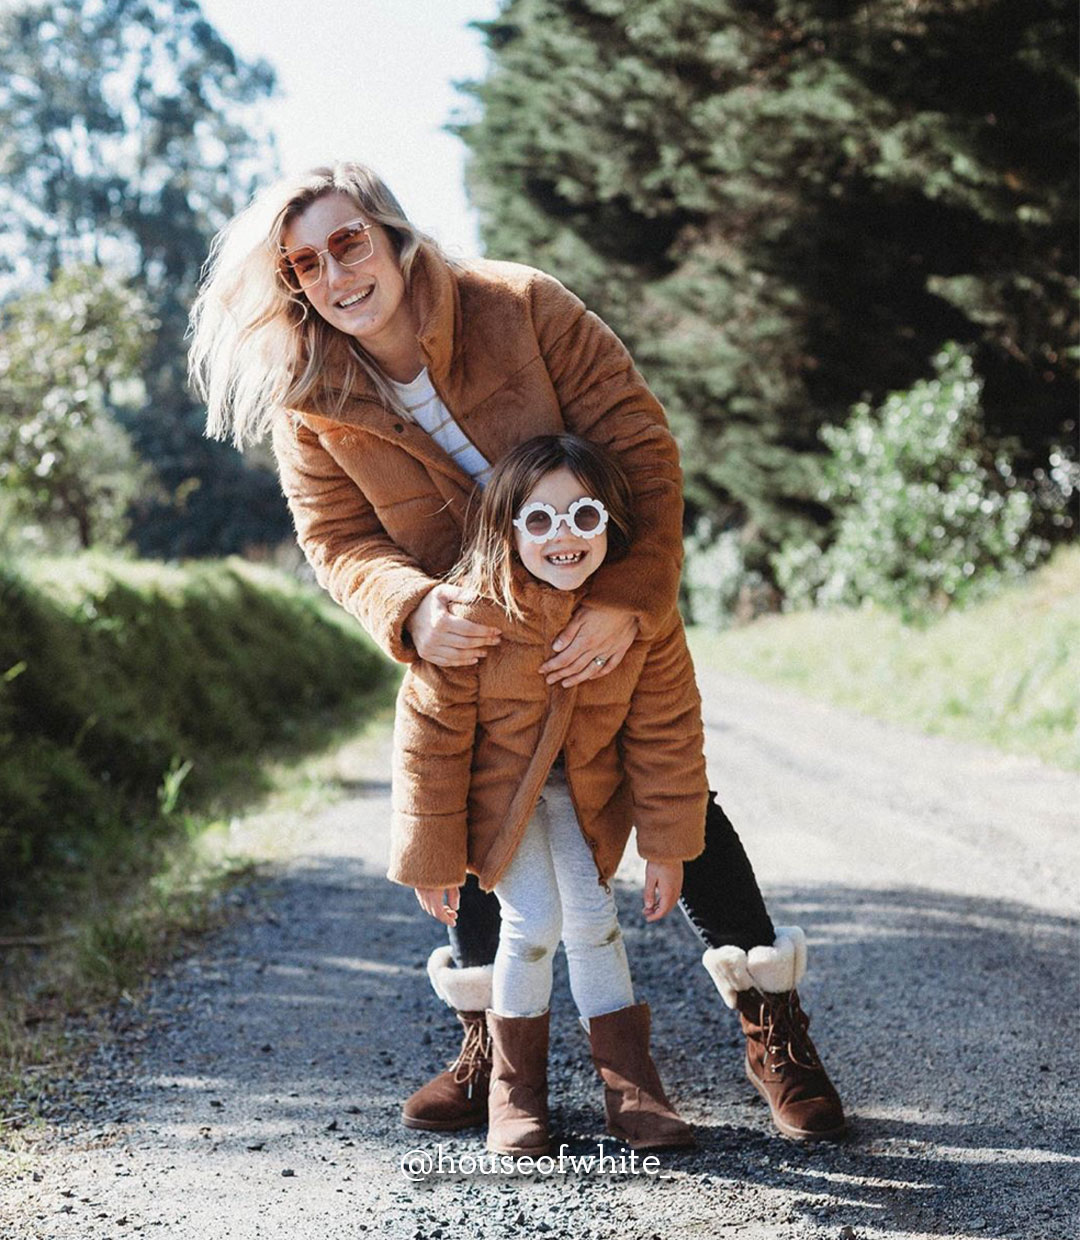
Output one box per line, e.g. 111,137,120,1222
734,988,846,1140
401,947,493,1131
401,1010,491,1131
587,1002,695,1150
703,927,847,1141
485,1009,550,1156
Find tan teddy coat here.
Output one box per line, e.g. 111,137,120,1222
270,245,686,663
387,571,708,892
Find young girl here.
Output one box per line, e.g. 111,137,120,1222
388,433,708,1156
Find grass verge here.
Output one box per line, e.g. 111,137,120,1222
0,689,399,1146
1,553,392,911
687,545,1080,770
0,552,400,1136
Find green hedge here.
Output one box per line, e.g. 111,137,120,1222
0,556,392,907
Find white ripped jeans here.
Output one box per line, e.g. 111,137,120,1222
492,766,635,1020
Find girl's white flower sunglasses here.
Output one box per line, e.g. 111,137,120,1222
513,497,609,543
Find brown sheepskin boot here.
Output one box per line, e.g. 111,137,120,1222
587,1002,695,1150
401,1010,491,1131
703,927,847,1141
401,947,493,1132
485,1009,551,1156
735,987,846,1141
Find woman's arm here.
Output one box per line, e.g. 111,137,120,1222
619,616,709,865
271,412,498,664
272,412,435,662
529,272,686,640
388,657,480,891
407,582,502,667
538,605,639,688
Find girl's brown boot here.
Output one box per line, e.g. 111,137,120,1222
485,1009,551,1156
588,1002,695,1150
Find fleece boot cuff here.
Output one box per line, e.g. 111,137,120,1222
701,926,808,1009
427,944,495,1013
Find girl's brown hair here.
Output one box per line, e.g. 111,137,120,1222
449,435,634,619
189,162,452,446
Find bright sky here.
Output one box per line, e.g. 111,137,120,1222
196,0,503,258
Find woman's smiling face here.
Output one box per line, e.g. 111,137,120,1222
513,466,609,590
281,191,415,368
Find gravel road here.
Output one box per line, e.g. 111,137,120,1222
4,666,1078,1240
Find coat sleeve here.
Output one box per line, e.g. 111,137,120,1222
619,617,708,864
271,411,436,664
387,658,479,890
529,272,685,639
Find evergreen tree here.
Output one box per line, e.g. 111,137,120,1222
0,0,289,556
456,0,1078,565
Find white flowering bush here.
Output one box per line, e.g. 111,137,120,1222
681,523,749,629
774,344,1047,617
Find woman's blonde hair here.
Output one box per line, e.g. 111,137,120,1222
188,162,446,446
449,435,634,620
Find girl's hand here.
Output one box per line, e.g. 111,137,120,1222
406,583,501,667
642,860,683,922
540,603,638,687
415,885,462,926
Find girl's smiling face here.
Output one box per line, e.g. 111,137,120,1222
513,466,609,590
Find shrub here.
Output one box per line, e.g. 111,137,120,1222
0,265,156,553
681,519,780,629
774,344,1049,617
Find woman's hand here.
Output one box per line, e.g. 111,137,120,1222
539,603,638,687
415,885,462,926
405,583,501,666
642,860,683,923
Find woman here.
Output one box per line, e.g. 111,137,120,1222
189,161,846,1142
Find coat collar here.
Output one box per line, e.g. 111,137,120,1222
286,247,485,501
410,245,460,383
457,562,589,632
290,248,473,492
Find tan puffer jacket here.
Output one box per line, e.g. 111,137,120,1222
270,246,686,663
388,574,707,893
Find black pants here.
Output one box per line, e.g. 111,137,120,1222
448,790,776,968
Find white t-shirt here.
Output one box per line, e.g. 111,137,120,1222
390,368,493,487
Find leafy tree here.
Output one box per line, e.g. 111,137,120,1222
0,265,155,551
456,0,1078,569
0,0,289,556
774,344,1046,617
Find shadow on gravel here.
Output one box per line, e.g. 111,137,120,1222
685,881,1079,1239
51,863,1078,1240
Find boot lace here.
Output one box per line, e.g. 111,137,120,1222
758,992,823,1074
449,1019,492,1099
